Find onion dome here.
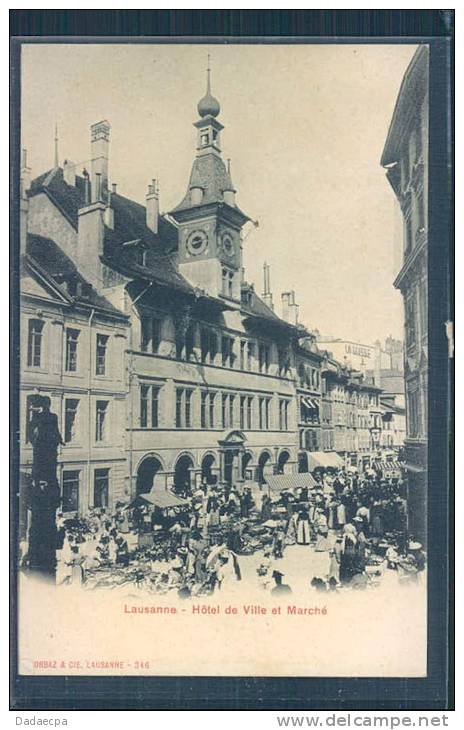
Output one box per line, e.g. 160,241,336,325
197,60,220,118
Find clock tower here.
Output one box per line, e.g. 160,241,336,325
170,61,250,303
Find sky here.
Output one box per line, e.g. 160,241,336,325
21,42,418,345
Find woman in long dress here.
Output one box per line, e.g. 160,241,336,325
314,509,330,552
296,508,311,545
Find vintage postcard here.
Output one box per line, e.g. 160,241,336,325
15,40,430,679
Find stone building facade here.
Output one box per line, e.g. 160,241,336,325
381,44,429,542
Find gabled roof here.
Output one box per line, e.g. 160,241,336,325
24,233,127,318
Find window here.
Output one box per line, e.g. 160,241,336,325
140,384,160,429
200,328,217,364
278,348,290,377
279,399,289,430
138,248,148,267
175,388,193,428
64,398,79,443
25,395,42,444
95,400,109,442
96,334,109,375
419,281,427,336
221,268,234,298
62,470,80,512
240,340,246,370
300,397,319,424
175,322,195,361
405,294,416,349
201,391,216,429
222,394,227,429
305,430,319,452
140,385,149,428
27,319,44,368
258,343,270,374
94,468,109,508
258,397,270,430
240,396,246,429
221,335,235,368
221,393,235,429
65,328,80,372
141,316,161,354
229,394,235,427
246,342,254,371
246,396,253,429
185,325,195,361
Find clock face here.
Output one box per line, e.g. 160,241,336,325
186,229,208,256
220,231,235,258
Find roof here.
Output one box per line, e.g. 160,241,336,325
172,153,236,213
240,282,304,334
265,473,316,492
24,233,127,318
29,167,86,228
28,167,200,297
104,192,177,253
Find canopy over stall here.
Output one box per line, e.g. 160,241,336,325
307,451,345,471
265,472,316,493
128,488,189,510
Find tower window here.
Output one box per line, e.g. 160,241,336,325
221,268,234,298
201,133,209,146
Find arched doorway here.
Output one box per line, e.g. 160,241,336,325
174,454,194,496
241,451,253,480
201,453,217,486
298,452,309,474
277,450,291,474
257,451,273,485
136,456,163,495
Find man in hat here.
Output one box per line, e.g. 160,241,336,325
271,570,292,596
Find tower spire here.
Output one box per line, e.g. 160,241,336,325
207,53,211,94
54,123,59,168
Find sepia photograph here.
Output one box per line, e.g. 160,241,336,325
16,39,430,679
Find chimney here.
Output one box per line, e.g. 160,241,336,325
90,120,110,203
262,262,274,310
63,159,76,187
223,159,236,206
281,291,299,325
146,179,159,234
104,187,114,229
77,166,105,289
20,149,31,254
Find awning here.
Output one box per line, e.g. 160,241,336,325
404,463,426,474
265,472,316,492
307,451,345,470
130,488,189,509
301,396,319,409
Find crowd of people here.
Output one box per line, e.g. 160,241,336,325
48,465,426,597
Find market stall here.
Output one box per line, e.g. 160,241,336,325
307,451,345,471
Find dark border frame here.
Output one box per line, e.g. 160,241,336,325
10,9,454,711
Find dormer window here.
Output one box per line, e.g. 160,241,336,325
138,248,147,267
